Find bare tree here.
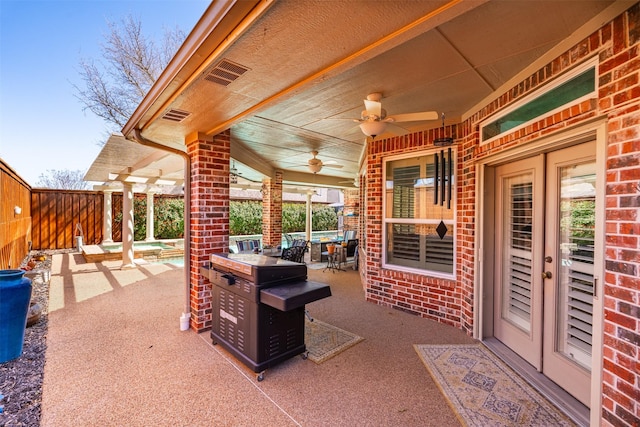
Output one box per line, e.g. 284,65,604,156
74,15,186,130
36,169,90,190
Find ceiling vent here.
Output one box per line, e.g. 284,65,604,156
204,59,250,86
162,109,191,122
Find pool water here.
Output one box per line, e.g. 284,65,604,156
101,242,176,253
155,257,184,267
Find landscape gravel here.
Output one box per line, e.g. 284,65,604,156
0,250,67,427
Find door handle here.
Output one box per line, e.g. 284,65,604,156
542,271,552,279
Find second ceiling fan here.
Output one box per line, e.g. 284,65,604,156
355,92,438,138
307,151,343,174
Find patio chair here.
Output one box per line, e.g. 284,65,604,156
343,230,357,241
292,239,309,253
281,246,305,264
284,234,294,248
346,239,358,257
345,239,358,269
291,245,306,263
280,247,295,261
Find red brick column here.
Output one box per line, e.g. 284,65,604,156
261,171,283,248
342,188,360,239
186,131,230,331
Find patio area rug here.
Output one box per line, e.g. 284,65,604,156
305,319,363,364
414,344,576,426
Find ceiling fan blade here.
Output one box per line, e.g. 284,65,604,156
323,163,343,169
387,111,439,122
364,99,382,118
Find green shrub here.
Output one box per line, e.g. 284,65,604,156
115,198,338,239
155,198,184,238
114,196,184,240
312,204,338,231
233,201,338,235
230,201,263,235
282,203,306,233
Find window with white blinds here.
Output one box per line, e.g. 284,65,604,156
383,150,455,275
557,166,596,370
502,179,534,332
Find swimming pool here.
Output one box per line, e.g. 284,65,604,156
153,257,185,267
100,241,176,252
82,240,184,263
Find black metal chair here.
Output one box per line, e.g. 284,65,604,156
281,246,305,263
284,233,294,248
280,247,295,261
291,245,306,263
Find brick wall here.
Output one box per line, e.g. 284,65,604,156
366,128,464,327
597,5,640,426
187,131,230,331
363,5,639,425
261,171,283,247
342,188,359,238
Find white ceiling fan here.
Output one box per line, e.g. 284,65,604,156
355,92,439,139
307,150,343,174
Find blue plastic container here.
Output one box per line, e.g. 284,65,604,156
0,269,32,363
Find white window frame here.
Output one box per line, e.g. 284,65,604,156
382,148,457,279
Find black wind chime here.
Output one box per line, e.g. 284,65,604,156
433,113,453,240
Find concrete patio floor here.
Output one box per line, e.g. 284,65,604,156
41,252,476,426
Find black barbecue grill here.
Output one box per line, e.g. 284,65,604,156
202,253,331,381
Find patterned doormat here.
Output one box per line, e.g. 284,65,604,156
414,344,576,426
305,319,363,364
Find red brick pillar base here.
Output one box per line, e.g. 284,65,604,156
186,131,230,331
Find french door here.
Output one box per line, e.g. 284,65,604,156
493,141,597,407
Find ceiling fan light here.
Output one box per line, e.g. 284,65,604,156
359,121,387,138
308,163,322,174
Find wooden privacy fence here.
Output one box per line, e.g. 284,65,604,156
31,189,103,250
30,191,184,249
1,159,32,269
1,162,186,265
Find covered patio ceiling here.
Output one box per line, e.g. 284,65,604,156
93,0,623,189
84,133,340,194
85,134,185,193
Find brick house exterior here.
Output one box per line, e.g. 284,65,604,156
361,6,639,426
124,3,639,426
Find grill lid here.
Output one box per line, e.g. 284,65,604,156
210,253,307,285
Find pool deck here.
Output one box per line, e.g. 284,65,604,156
82,240,184,263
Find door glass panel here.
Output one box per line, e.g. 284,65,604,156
502,174,533,332
557,162,596,370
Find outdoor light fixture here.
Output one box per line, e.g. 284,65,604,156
308,163,322,174
359,121,388,139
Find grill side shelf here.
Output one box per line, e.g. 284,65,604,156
260,281,331,311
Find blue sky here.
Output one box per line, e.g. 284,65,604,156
0,0,209,186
